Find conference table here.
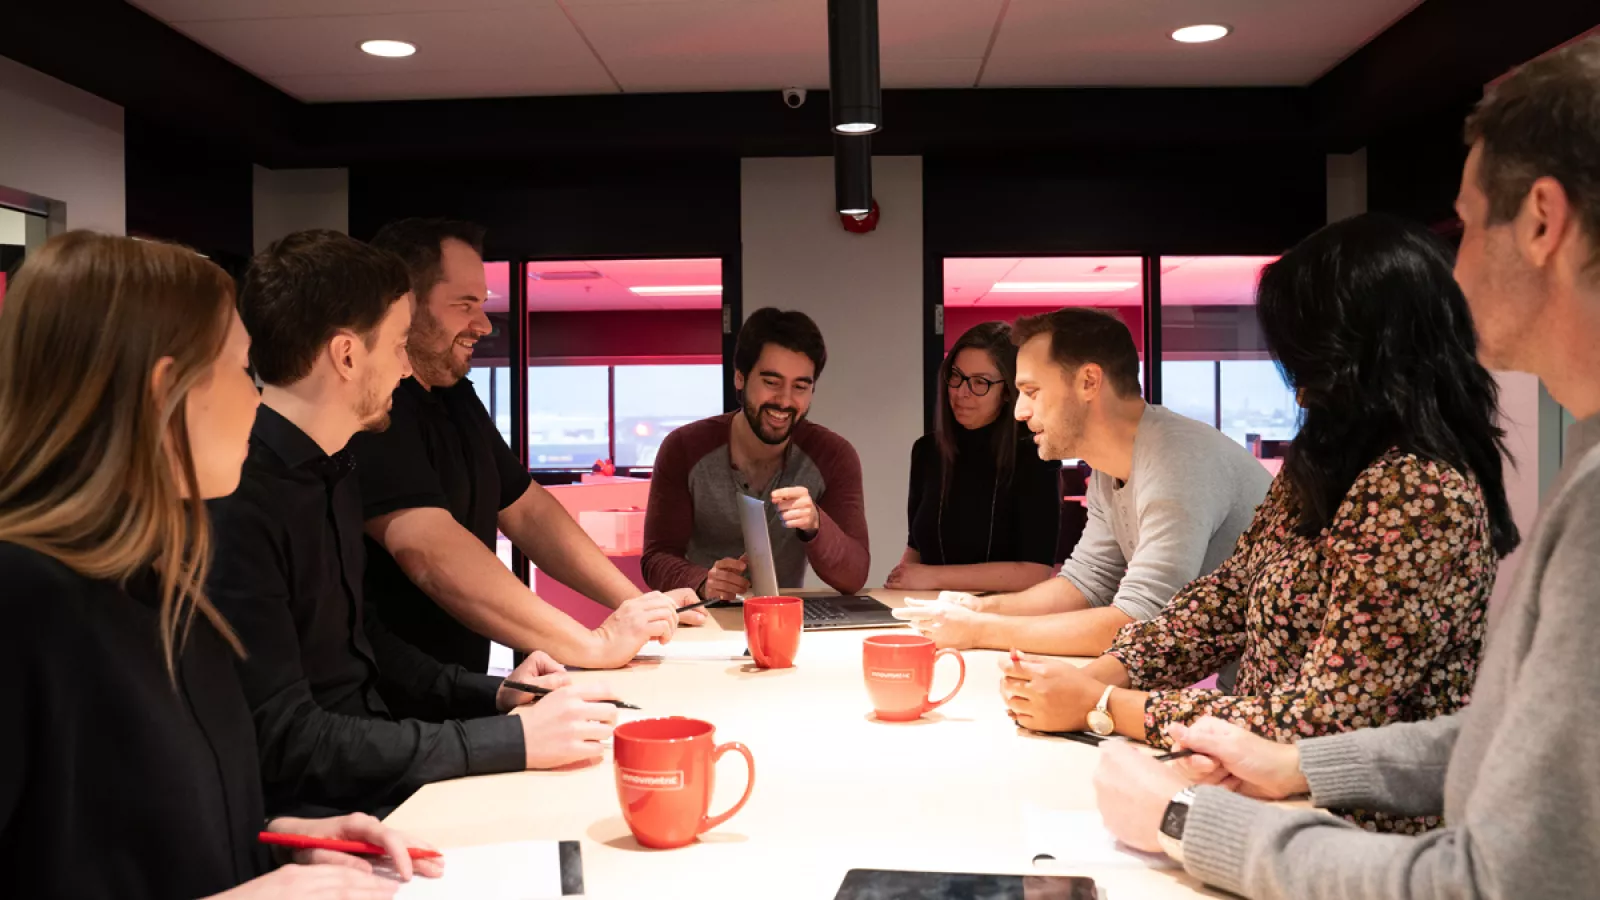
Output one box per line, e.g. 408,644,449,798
386,591,1225,899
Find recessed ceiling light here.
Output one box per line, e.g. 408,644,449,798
629,285,723,296
1171,24,1230,43
990,281,1140,293
361,39,416,58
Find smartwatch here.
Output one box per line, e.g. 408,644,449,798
1157,786,1196,863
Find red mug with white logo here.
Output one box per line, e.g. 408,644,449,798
862,633,966,721
744,596,801,668
613,717,756,849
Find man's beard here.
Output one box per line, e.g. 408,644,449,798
741,393,803,446
410,306,472,387
1036,402,1087,461
356,371,393,433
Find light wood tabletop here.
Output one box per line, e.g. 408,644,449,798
385,590,1224,899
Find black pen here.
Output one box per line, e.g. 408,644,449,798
1154,748,1196,762
502,680,642,710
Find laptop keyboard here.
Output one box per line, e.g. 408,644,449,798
802,599,847,623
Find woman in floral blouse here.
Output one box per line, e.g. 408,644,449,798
999,213,1522,833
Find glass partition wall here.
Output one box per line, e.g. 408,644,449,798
940,254,1297,452
473,257,731,673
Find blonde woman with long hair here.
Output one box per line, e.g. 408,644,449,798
0,232,439,899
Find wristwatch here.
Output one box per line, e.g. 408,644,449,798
1157,786,1197,863
1086,684,1116,736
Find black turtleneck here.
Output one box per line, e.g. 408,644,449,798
905,420,1061,566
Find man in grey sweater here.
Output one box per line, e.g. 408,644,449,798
1092,37,1600,898
897,308,1272,657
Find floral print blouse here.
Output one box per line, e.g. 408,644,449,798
1105,450,1496,834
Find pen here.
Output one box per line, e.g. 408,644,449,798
1154,748,1197,762
502,679,642,710
258,831,441,860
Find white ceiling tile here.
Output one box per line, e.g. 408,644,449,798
882,57,982,89
172,6,594,78
571,0,830,91
131,0,1423,100
878,0,1004,59
130,0,539,23
277,66,618,102
982,0,1421,87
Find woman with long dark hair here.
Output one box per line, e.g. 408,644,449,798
886,321,1061,593
998,213,1518,835
0,232,439,898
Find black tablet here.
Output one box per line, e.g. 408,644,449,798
833,868,1099,900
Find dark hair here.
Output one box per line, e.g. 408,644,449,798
368,218,487,302
1465,37,1600,267
239,230,411,386
937,322,1021,497
734,307,827,379
1011,307,1140,399
1257,212,1519,557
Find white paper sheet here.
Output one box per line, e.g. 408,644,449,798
1023,806,1180,871
387,840,575,899
633,638,751,661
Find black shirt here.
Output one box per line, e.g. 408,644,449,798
349,376,532,672
0,544,269,899
208,405,525,818
906,422,1062,566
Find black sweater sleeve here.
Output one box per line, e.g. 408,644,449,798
1012,446,1062,566
208,494,525,816
906,435,932,553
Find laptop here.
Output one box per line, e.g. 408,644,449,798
737,494,902,631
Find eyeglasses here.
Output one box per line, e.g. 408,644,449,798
947,368,1001,397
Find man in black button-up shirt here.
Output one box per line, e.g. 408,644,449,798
210,231,622,817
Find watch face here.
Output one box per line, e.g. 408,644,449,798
1160,796,1191,840
1086,709,1114,736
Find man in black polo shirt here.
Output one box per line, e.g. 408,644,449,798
353,219,705,673
210,230,623,817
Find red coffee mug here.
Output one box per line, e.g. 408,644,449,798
862,633,966,721
744,596,801,668
613,717,756,849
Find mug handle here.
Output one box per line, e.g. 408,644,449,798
699,742,756,835
923,648,967,713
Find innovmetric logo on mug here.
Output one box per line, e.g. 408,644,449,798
618,768,685,791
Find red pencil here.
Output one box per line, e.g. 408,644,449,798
258,831,442,860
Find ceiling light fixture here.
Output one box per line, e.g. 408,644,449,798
835,133,873,216
628,285,723,296
360,39,416,58
990,281,1140,293
1170,24,1230,44
528,270,602,281
828,0,882,135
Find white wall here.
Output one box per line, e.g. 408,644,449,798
253,166,349,252
0,55,124,234
0,208,25,245
1492,370,1545,607
741,156,924,588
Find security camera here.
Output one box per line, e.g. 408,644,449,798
782,88,807,109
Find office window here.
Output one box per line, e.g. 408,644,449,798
528,365,610,470
1219,360,1299,446
1161,360,1217,427
1159,256,1297,449
614,364,723,468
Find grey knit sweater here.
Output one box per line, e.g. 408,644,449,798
1180,412,1600,899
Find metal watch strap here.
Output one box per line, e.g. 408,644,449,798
1157,786,1197,863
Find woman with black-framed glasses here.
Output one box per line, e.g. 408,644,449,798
886,322,1061,593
